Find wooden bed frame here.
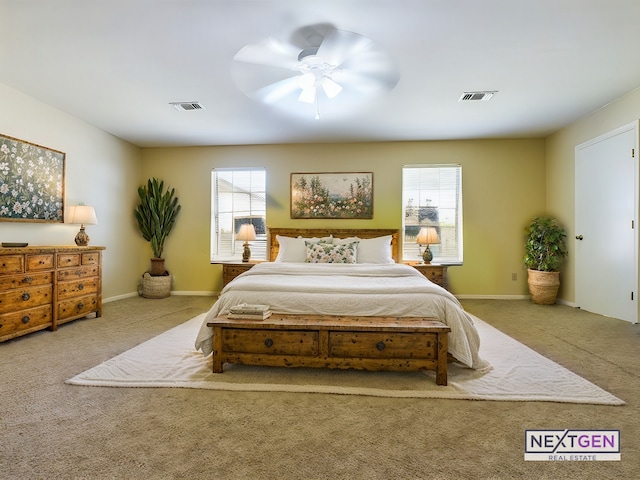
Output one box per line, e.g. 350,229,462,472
210,227,450,384
267,227,401,262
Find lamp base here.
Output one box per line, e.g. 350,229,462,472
75,225,90,246
422,245,433,264
242,242,251,262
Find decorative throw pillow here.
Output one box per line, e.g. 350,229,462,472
305,241,359,263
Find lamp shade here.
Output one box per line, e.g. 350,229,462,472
416,226,440,245
70,205,98,225
235,224,256,242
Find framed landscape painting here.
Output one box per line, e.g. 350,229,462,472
291,172,373,219
0,134,65,222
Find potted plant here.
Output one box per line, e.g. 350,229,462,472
524,216,568,305
134,178,181,298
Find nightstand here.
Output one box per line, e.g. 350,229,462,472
407,263,448,290
221,262,259,286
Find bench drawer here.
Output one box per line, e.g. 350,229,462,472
329,331,438,359
222,328,319,356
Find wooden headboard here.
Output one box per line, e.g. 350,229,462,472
267,228,400,262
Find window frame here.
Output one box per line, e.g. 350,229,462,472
210,167,267,262
401,164,463,264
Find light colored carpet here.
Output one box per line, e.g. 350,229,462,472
67,313,624,405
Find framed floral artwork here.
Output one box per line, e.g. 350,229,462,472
290,172,373,219
0,134,65,222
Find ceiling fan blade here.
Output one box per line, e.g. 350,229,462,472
247,76,301,104
316,29,374,67
233,38,300,70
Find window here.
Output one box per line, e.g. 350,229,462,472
402,165,462,264
211,168,266,261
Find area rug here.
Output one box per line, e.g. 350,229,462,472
66,313,625,405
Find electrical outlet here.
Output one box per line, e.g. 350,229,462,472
512,273,517,281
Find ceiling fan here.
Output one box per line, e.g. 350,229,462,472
230,24,400,119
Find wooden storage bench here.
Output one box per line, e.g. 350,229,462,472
207,314,451,385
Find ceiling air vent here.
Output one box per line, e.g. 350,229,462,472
458,91,497,101
170,101,205,111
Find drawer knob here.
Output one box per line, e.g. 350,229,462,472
376,341,386,351
22,316,30,324
78,282,84,290
22,276,33,283
264,338,274,348
21,292,31,301
77,302,84,310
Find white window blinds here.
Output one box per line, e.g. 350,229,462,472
402,165,463,264
211,168,266,261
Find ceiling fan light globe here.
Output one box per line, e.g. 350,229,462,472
322,77,343,99
298,72,316,89
298,86,316,104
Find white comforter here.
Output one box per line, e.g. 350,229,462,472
195,263,489,370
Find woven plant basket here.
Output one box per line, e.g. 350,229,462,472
140,272,172,299
527,269,560,305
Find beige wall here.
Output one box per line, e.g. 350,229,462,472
0,82,144,300
11,74,639,302
142,139,546,296
546,86,640,303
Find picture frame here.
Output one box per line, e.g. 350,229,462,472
0,134,65,222
291,172,373,219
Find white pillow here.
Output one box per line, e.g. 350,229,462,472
355,235,394,264
274,235,332,262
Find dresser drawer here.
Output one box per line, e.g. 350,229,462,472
26,254,55,271
329,331,438,359
0,304,52,336
0,285,53,315
57,253,81,268
57,294,99,321
57,277,99,300
222,328,319,355
0,271,53,291
82,251,100,265
0,255,24,275
57,265,99,281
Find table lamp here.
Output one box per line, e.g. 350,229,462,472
70,205,98,246
235,224,256,262
416,226,440,264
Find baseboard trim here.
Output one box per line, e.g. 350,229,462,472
104,291,218,303
456,294,530,300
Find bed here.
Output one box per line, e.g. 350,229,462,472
195,228,489,371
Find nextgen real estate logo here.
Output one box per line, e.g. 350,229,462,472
525,430,620,461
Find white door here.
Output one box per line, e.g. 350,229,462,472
575,122,638,323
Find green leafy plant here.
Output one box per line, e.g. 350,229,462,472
524,216,568,272
134,178,181,259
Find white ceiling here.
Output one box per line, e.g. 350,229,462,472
1,0,639,148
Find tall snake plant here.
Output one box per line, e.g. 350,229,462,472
134,178,181,259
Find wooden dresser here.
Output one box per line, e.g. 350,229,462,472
0,246,105,342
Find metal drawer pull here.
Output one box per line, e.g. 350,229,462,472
22,316,30,324
77,302,84,310
376,341,386,351
78,282,84,290
264,338,274,348
21,276,33,283
21,292,30,301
